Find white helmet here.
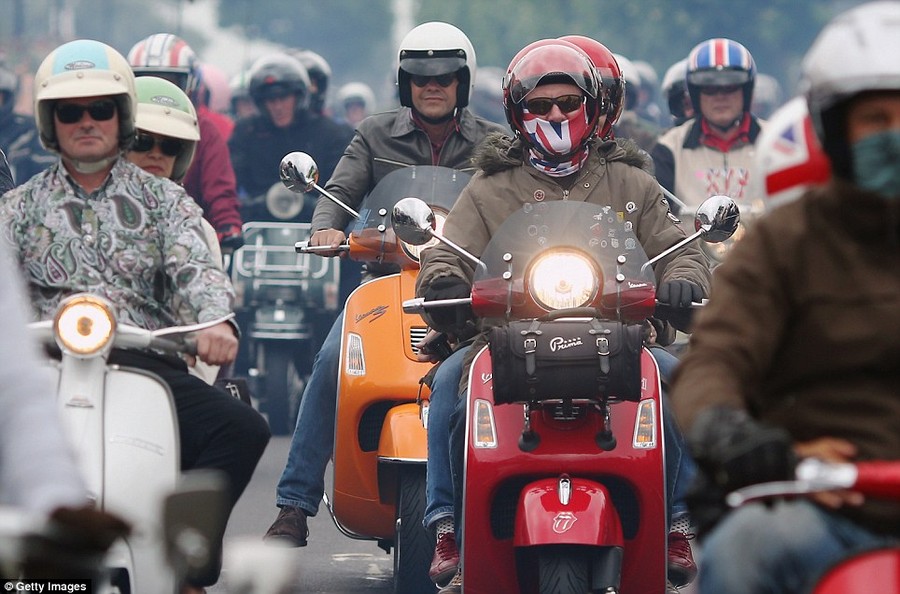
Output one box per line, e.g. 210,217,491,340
335,82,375,113
754,96,831,208
133,76,200,181
397,21,477,109
33,39,137,152
801,0,900,175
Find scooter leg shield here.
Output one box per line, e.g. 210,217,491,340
513,477,624,547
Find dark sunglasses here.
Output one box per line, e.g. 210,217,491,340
55,99,117,124
700,84,741,96
523,94,584,116
410,73,457,88
131,132,184,157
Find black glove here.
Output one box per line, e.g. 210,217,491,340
656,280,703,332
423,276,474,335
690,407,797,494
217,225,245,252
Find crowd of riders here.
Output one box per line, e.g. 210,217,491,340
1,1,899,593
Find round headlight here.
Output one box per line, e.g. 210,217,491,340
401,208,448,262
528,250,598,310
53,295,116,357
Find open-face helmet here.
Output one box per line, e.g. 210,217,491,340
247,53,311,113
289,49,331,114
397,21,476,109
133,76,200,181
800,0,900,179
503,41,602,153
685,38,756,114
559,35,624,139
662,58,690,124
127,33,200,99
33,39,137,152
0,65,18,119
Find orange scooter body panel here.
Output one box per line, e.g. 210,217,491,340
331,269,431,538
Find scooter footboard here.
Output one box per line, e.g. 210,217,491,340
513,477,624,547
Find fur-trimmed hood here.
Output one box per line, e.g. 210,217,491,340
474,132,654,176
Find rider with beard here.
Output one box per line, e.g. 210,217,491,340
651,38,764,212
415,40,711,593
229,52,353,220
262,21,506,552
671,3,900,593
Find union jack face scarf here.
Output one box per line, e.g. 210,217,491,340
523,104,591,177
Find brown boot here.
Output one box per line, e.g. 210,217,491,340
263,506,309,547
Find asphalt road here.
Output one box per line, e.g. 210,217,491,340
208,436,396,593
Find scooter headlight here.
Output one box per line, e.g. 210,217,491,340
527,250,598,310
53,295,116,357
400,208,448,263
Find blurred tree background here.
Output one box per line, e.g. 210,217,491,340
0,0,872,114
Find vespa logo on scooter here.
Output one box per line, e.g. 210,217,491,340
552,511,578,534
549,336,583,352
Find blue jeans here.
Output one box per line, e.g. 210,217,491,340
274,310,343,515
423,346,467,529
699,499,898,594
431,345,694,531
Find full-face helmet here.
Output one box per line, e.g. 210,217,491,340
127,33,200,99
559,35,623,139
503,41,602,154
33,39,137,152
289,49,331,114
685,38,756,114
800,0,900,178
133,76,200,181
612,53,639,111
397,22,476,109
247,53,311,113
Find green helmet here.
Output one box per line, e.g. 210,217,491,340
133,76,199,181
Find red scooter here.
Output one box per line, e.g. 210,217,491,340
395,196,738,593
727,458,900,594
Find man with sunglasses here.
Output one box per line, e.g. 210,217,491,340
263,22,505,575
651,38,766,211
0,40,271,594
415,39,710,593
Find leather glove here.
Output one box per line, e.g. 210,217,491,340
689,407,797,494
217,225,245,252
656,280,703,332
423,276,474,336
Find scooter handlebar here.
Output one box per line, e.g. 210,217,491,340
294,241,350,255
402,296,473,314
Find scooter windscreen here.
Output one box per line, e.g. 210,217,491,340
351,166,471,262
471,201,657,322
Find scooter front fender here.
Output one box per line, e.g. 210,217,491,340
377,402,427,462
514,477,624,548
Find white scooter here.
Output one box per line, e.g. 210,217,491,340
28,293,233,594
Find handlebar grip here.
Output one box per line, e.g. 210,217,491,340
294,241,350,254
853,461,900,499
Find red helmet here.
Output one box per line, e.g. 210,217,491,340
503,41,602,150
558,35,623,139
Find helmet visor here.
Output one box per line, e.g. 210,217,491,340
399,49,466,76
507,45,598,105
688,68,752,87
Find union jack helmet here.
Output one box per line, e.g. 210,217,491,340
503,41,603,149
685,38,756,113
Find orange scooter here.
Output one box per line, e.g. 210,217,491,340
280,152,471,593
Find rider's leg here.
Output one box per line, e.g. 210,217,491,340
699,499,893,594
265,311,343,544
423,346,469,586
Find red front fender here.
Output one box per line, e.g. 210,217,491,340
513,477,624,547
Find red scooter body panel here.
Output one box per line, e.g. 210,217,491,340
461,347,667,594
513,478,624,547
812,548,900,594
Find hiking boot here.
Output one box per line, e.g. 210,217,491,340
263,506,309,547
429,531,459,586
437,568,462,594
667,528,697,586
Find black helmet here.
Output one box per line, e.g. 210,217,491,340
0,64,18,119
247,53,311,113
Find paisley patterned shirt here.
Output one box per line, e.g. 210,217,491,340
0,157,234,330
